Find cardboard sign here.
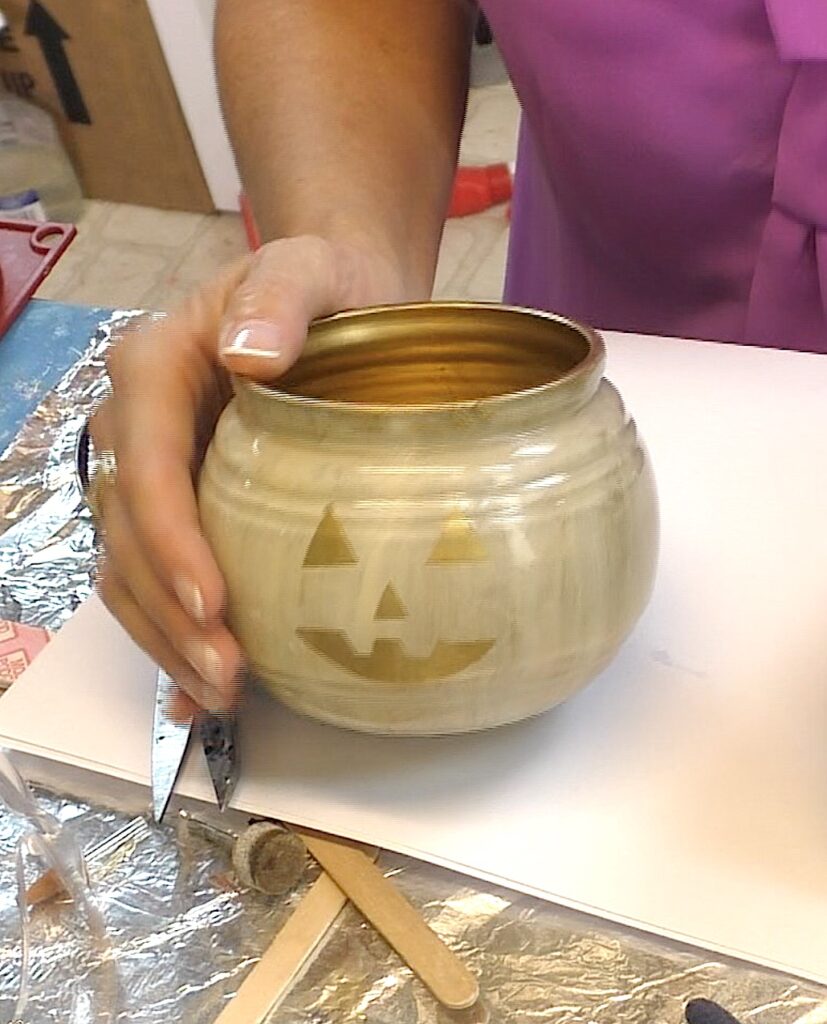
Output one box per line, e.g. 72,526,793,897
0,1,213,211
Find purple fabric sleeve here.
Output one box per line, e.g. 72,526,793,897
480,0,827,351
764,0,827,60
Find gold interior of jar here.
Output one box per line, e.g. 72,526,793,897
274,304,595,406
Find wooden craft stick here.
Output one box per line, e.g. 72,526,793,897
291,826,479,1011
25,868,63,906
214,847,378,1024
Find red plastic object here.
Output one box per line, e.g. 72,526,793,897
448,163,513,218
0,220,76,337
240,192,261,252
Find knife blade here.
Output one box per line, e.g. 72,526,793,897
151,668,193,823
200,713,238,812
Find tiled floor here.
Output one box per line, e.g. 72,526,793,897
35,79,521,312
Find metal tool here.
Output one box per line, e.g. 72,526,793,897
151,668,239,822
151,667,194,823
200,713,238,812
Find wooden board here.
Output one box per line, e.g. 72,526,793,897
0,0,213,212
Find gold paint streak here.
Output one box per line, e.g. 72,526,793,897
374,583,407,620
297,629,494,684
427,512,488,564
302,506,359,567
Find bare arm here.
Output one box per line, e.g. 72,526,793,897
91,2,474,715
215,0,474,296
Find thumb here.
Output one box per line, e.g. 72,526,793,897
217,236,351,382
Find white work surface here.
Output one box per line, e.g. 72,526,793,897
2,332,827,982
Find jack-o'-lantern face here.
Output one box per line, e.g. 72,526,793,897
296,505,496,684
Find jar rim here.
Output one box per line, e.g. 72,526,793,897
236,302,605,418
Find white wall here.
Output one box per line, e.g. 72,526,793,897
146,0,241,210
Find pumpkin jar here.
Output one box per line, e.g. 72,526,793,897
198,303,658,735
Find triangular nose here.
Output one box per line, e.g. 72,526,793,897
373,582,407,620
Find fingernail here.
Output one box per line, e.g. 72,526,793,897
182,640,225,691
174,576,206,624
180,675,226,714
220,319,284,360
200,684,228,714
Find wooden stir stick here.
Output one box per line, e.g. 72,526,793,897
291,825,480,1011
214,846,378,1024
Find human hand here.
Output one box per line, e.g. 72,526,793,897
89,235,409,717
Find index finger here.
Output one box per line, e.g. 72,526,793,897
107,273,246,624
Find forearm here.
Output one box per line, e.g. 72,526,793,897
215,0,474,297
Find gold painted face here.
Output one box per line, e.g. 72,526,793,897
298,506,495,683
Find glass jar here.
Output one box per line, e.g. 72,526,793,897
199,303,659,735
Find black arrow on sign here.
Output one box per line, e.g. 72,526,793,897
24,1,90,124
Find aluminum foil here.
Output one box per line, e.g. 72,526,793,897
0,310,122,627
0,309,825,1022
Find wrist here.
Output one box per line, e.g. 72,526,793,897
330,232,434,306
255,209,437,305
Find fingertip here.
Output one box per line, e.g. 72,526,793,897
172,556,227,623
176,625,244,706
220,349,296,380
173,575,207,625
171,688,198,722
218,318,303,381
167,564,224,628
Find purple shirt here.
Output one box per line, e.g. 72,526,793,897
481,0,827,352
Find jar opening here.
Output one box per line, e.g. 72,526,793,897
271,304,598,408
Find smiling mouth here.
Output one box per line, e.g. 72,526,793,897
297,629,494,684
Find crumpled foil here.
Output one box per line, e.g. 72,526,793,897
0,310,121,627
0,310,825,1022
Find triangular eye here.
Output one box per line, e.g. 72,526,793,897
427,511,487,563
303,505,359,566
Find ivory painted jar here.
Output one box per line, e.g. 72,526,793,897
198,303,658,735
